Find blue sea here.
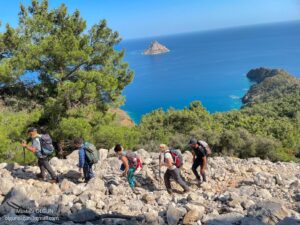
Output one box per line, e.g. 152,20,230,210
118,21,300,123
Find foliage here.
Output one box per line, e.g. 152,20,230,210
0,1,299,163
0,0,133,163
0,108,42,164
0,0,133,123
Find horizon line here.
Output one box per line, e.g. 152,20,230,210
122,19,300,42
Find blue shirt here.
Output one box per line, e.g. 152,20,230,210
78,145,86,168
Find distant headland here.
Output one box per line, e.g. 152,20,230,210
144,41,170,55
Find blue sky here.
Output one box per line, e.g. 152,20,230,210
1,0,300,39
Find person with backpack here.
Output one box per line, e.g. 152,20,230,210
159,144,190,195
114,144,142,193
73,138,99,183
21,127,58,183
189,138,211,185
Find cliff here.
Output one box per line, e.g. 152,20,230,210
0,150,299,224
242,68,300,104
109,108,135,127
144,41,170,55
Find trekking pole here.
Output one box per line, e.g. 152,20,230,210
159,153,162,186
23,147,26,165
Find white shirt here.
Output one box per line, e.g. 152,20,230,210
164,152,176,170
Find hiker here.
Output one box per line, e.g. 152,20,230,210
114,144,142,193
159,144,190,194
189,138,211,185
73,138,99,183
21,127,58,183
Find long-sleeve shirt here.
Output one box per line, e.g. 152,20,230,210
78,145,86,168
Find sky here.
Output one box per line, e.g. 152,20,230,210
0,0,300,39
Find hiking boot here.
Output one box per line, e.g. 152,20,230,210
36,173,46,180
183,189,190,194
132,188,140,195
49,177,59,184
196,179,202,187
135,181,141,187
167,189,173,195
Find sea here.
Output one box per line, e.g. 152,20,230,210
118,21,300,123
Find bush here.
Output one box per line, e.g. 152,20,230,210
0,109,42,164
93,125,140,149
57,117,92,140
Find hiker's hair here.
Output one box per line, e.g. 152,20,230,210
27,127,37,133
40,126,48,134
114,144,123,152
160,144,168,151
73,137,84,145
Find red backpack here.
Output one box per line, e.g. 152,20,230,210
165,149,183,168
125,151,142,169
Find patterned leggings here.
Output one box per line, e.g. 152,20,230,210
127,167,136,189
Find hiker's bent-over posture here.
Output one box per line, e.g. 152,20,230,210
159,144,189,194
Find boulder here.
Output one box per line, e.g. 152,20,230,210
204,212,244,225
275,217,300,225
254,172,275,188
49,157,63,168
60,179,77,193
0,186,37,215
0,163,8,170
240,217,268,225
136,149,150,159
66,150,79,163
255,189,273,199
290,180,300,190
0,178,14,195
145,210,159,223
85,178,105,191
183,205,205,224
45,183,61,195
142,193,157,204
68,208,97,223
167,203,186,225
183,151,193,164
99,149,108,161
106,158,121,171
248,201,291,225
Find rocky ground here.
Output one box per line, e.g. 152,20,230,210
0,149,299,225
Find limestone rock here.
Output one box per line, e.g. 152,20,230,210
144,41,170,55
68,208,97,223
99,148,108,161
183,205,205,224
0,186,37,215
167,203,186,225
275,217,300,225
248,201,291,225
0,178,14,195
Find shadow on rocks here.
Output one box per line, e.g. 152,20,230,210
0,186,146,225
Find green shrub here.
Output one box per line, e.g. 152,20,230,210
93,125,140,149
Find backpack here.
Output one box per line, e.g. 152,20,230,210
198,140,212,156
39,134,55,156
166,149,183,168
84,142,100,164
125,151,142,169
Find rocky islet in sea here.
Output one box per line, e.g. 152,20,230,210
144,41,170,55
